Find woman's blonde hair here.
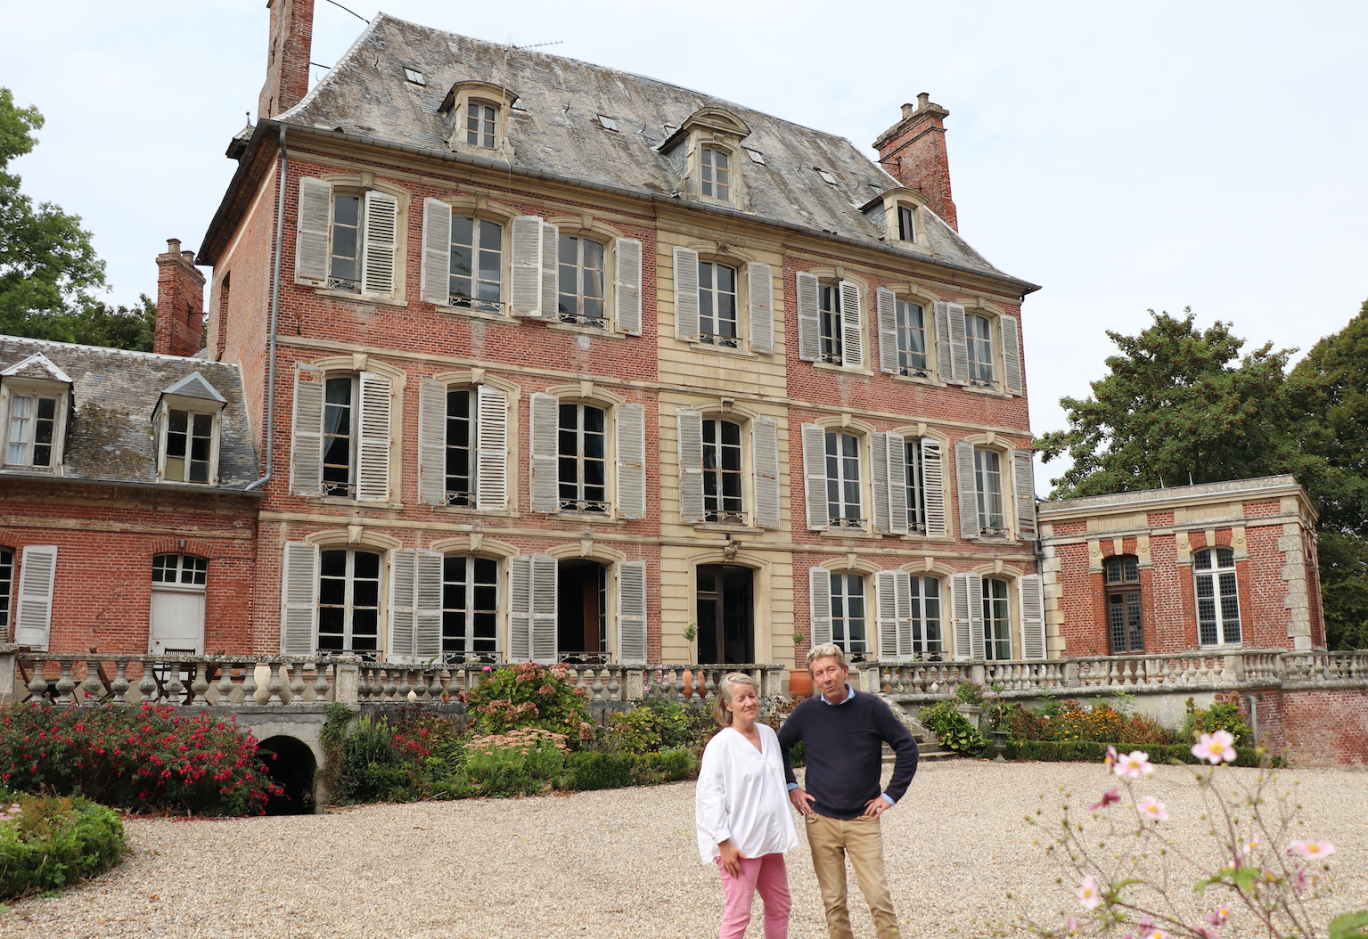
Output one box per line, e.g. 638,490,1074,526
712,672,759,728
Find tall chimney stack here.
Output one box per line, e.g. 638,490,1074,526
154,240,206,358
873,93,958,231
257,0,315,120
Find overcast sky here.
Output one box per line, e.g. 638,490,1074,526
5,1,1366,492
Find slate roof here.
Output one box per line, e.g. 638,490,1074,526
266,12,1030,289
0,337,259,492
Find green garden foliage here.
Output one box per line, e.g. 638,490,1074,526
916,700,986,754
319,705,470,804
1004,739,1268,768
464,729,569,797
1179,696,1254,748
0,793,125,899
559,748,697,791
602,699,715,755
464,663,596,744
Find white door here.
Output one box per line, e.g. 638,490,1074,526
149,589,205,654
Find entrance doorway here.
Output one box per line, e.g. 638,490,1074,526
558,559,607,663
695,565,753,664
149,554,207,654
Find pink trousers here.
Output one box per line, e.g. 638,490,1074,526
715,852,791,939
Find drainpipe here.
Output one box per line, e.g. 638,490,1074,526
1243,692,1259,748
247,123,288,492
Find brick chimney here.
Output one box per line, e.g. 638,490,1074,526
257,0,315,120
154,240,206,357
873,93,958,231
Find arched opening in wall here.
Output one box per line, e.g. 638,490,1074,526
558,559,607,663
696,565,754,664
257,735,316,816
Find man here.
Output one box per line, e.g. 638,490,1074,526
778,643,919,939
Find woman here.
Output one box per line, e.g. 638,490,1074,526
695,672,799,939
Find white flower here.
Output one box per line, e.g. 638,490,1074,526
1113,750,1155,778
1191,730,1237,764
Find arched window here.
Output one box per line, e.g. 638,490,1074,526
1105,555,1144,653
1194,547,1240,646
677,408,780,529
529,391,646,520
317,548,381,657
442,555,499,660
810,567,868,658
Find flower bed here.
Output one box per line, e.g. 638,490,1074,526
0,793,125,899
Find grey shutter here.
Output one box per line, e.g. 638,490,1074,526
1019,574,1045,660
676,408,705,523
673,246,700,341
946,302,970,383
875,569,899,658
1001,314,1023,395
295,177,331,285
476,385,509,511
968,573,986,659
541,222,559,322
418,380,447,506
886,431,908,535
617,561,648,663
508,556,532,661
290,364,325,496
753,417,780,529
894,569,913,657
796,271,820,362
415,550,444,660
13,545,57,650
870,432,891,534
510,216,544,316
950,571,984,661
361,191,398,296
921,439,947,537
389,549,417,662
1011,448,1037,540
933,302,953,383
955,440,979,539
839,280,863,368
809,567,832,647
747,262,773,353
421,198,452,306
616,402,647,519
876,287,898,373
801,423,828,530
614,238,642,335
530,555,558,664
356,371,392,503
529,392,559,512
281,541,319,656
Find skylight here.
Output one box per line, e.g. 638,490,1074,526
599,115,619,131
403,68,425,85
744,147,766,165
815,168,837,185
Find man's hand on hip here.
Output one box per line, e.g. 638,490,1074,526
863,796,891,818
789,786,815,816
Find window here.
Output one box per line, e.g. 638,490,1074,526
956,442,1035,541
967,313,995,382
825,431,864,530
830,572,867,655
6,393,57,468
673,250,774,353
442,388,475,506
895,300,929,375
701,147,730,200
443,556,499,659
162,409,214,483
702,419,744,523
1195,547,1241,646
531,393,646,519
149,554,208,654
558,235,607,328
152,554,207,586
934,302,1024,394
292,365,393,502
467,101,497,148
418,380,508,511
818,283,843,365
500,217,641,331
796,273,862,368
982,577,1011,660
329,192,363,291
1105,555,1144,654
910,575,943,657
0,548,12,637
317,548,381,657
904,438,928,533
322,375,357,498
698,261,739,347
558,403,608,513
507,555,648,664
295,179,400,297
448,216,503,312
897,205,917,242
973,448,1005,534
678,409,780,529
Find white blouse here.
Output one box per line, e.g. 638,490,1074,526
694,723,799,864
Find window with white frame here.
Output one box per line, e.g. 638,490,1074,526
294,179,400,297
982,576,1011,660
443,555,499,659
448,216,504,312
966,313,995,383
904,438,929,533
955,442,1035,541
500,217,642,332
702,418,744,523
3,387,63,469
467,100,498,148
868,432,946,538
322,375,358,498
698,261,739,347
895,300,930,375
162,409,215,483
559,402,608,513
317,548,381,657
897,205,917,242
701,146,731,201
291,365,393,503
530,393,646,519
1195,547,1241,646
152,554,207,586
910,575,943,657
796,273,863,368
949,571,1044,662
672,250,774,353
818,283,843,365
506,554,648,664
417,381,508,511
825,431,864,530
934,302,1024,394
677,409,780,528
558,235,607,328
810,568,867,657
973,448,1006,534
875,569,944,660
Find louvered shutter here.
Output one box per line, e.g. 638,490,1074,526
886,432,908,535
281,542,319,656
614,238,642,335
1019,574,1046,660
476,385,509,511
809,567,832,647
870,432,891,534
530,555,558,664
415,551,444,660
839,280,863,368
921,439,947,537
796,272,820,362
933,302,953,383
876,287,898,373
676,408,705,523
361,191,398,296
421,198,452,306
616,402,647,519
1011,448,1037,540
529,392,560,512
617,561,648,663
946,302,969,383
894,570,913,658
955,440,979,539
355,371,392,502
875,569,899,657
418,380,447,505
290,364,325,496
950,571,984,661
389,549,417,662
968,573,986,659
510,216,544,316
753,418,780,529
508,556,532,661
747,262,773,353
13,545,57,649
295,177,331,285
541,222,559,321
801,423,828,530
673,246,700,341
1001,314,1023,395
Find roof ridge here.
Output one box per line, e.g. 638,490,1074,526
0,335,244,371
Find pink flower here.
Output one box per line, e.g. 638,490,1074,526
1076,875,1102,910
1288,839,1334,860
1090,787,1122,811
482,665,492,672
1113,750,1155,778
1290,864,1310,895
1138,796,1168,822
1193,927,1220,939
1205,904,1231,926
1105,745,1119,770
1065,916,1080,933
1191,730,1238,764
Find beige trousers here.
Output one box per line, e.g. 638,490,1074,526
804,812,899,939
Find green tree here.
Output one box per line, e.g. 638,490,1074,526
69,295,157,353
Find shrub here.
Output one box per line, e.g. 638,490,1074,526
320,706,469,805
0,792,125,899
464,729,568,797
560,747,697,791
760,696,804,767
603,699,714,755
1179,694,1253,748
917,700,986,754
954,681,985,706
464,663,595,745
630,748,697,785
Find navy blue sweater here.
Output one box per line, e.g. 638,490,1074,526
778,688,919,819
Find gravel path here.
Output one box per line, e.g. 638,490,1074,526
6,760,1367,938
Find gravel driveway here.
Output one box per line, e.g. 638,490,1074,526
6,760,1367,938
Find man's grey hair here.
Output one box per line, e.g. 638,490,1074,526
806,642,849,674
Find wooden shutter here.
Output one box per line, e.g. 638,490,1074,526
886,431,908,535
1019,574,1046,660
418,380,447,506
676,408,705,523
894,570,914,657
933,301,953,383
616,402,647,519
876,287,898,373
876,569,913,659
13,545,57,650
673,246,700,341
753,417,780,529
281,541,319,656
747,262,773,353
1011,448,1037,540
955,440,979,539
476,385,509,511
290,364,325,496
617,561,648,663
870,432,891,534
809,567,832,647
541,222,559,322
529,393,560,512
361,191,398,296
801,423,828,530
415,551,444,660
946,302,969,383
614,238,642,335
1001,314,1023,395
355,371,392,503
421,198,452,307
796,271,820,362
950,571,983,661
295,177,331,285
389,549,417,662
508,556,532,661
510,216,544,316
921,439,947,537
839,280,863,368
530,555,558,664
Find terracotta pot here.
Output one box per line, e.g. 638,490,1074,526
788,669,813,699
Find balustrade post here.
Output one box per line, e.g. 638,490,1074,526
191,663,211,705
81,662,105,704
1063,660,1079,687
624,667,644,701
112,660,131,705
0,647,15,705
215,662,236,706
316,662,335,702
240,663,259,704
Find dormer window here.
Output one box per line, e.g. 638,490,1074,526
7,394,58,467
659,107,751,208
701,147,730,201
864,188,930,250
898,205,917,242
155,372,226,486
0,353,71,472
439,82,519,156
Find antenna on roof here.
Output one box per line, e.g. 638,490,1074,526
322,0,369,24
509,40,564,50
